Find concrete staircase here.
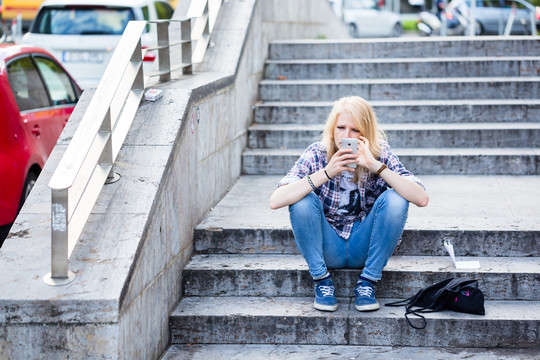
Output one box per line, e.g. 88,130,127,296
160,38,540,358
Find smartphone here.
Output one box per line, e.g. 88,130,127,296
341,138,358,169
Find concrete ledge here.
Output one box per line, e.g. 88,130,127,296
169,296,540,348
182,254,540,300
258,78,540,102
268,37,540,60
162,344,540,360
253,100,540,124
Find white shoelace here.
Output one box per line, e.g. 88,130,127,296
319,285,335,297
357,285,373,297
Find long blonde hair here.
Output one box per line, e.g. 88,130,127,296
322,96,386,182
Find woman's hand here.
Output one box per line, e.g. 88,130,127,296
356,136,378,171
325,148,358,178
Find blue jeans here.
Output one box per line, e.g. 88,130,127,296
289,189,409,282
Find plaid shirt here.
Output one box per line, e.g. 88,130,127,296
278,142,425,239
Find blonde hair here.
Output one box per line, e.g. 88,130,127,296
322,96,386,182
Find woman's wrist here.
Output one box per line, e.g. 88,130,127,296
368,160,383,173
323,168,332,180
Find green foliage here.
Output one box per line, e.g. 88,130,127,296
403,20,419,31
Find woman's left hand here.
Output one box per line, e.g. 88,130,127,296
356,136,377,170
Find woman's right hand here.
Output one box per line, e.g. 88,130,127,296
325,148,358,178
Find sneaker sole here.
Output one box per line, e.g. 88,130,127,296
314,300,338,312
354,302,380,312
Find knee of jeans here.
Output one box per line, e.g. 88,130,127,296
289,192,319,218
380,189,409,218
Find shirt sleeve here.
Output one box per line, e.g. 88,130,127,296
380,142,426,190
277,143,321,187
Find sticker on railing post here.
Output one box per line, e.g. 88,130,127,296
51,204,67,232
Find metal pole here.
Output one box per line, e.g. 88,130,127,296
468,0,477,36
181,19,193,75
157,21,171,82
44,189,75,286
441,0,448,36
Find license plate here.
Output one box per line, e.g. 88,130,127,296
62,51,105,63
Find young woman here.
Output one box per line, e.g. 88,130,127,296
269,96,428,312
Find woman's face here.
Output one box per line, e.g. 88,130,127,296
334,112,361,149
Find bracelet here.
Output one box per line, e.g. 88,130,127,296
323,168,332,180
376,163,388,176
306,174,317,191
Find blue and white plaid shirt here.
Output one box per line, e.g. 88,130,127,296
278,141,425,239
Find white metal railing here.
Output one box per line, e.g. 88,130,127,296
44,0,221,286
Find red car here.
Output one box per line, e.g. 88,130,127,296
0,43,81,244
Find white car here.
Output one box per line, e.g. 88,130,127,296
21,0,174,89
341,0,404,38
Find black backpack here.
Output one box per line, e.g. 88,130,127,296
386,277,485,329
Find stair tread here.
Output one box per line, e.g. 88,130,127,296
265,56,540,64
196,175,540,232
249,122,540,131
185,254,540,274
255,99,540,107
243,147,540,155
259,77,540,85
171,296,540,320
162,344,540,360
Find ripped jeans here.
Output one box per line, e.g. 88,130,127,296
289,189,409,282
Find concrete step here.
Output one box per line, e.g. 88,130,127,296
242,148,540,175
182,254,540,300
253,100,540,125
268,37,540,60
169,296,540,348
161,344,540,360
194,226,540,258
264,57,540,80
259,78,540,102
194,175,540,257
248,123,540,149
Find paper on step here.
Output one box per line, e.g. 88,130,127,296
443,240,481,270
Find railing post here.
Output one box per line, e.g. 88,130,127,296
157,21,171,82
181,19,193,75
132,39,145,90
44,188,75,286
100,108,120,184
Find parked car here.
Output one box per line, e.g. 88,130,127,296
0,43,81,244
342,0,404,37
21,0,175,89
448,0,539,35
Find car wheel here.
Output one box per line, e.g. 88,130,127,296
475,21,483,36
392,23,404,37
17,171,38,212
348,23,359,38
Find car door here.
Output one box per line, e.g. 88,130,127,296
346,0,393,37
6,54,79,163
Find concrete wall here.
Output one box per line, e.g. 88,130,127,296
0,0,348,359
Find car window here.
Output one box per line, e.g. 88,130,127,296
33,6,135,35
6,56,50,112
142,6,150,32
344,0,378,10
155,1,174,19
34,56,78,106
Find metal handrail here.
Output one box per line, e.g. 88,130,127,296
44,0,221,286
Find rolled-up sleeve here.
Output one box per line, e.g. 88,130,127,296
277,143,321,187
380,143,426,190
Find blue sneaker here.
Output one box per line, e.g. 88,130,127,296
354,280,380,311
313,275,338,312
